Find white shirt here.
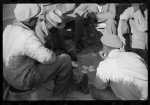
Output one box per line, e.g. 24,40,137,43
120,6,147,32
118,6,148,49
95,49,148,100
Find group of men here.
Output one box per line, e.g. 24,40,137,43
3,3,148,100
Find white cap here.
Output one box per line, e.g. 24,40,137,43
14,4,41,21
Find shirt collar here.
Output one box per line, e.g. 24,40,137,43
13,19,31,30
41,20,48,35
107,49,122,58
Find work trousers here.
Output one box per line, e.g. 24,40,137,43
37,54,73,98
4,54,73,100
91,87,119,100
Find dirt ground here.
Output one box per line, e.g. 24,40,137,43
64,46,102,100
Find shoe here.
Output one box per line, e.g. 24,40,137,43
70,51,78,61
71,61,78,68
79,74,89,94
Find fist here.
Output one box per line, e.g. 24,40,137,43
99,51,107,60
121,20,129,35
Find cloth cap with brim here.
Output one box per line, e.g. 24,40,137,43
45,9,65,29
14,4,42,21
101,34,123,48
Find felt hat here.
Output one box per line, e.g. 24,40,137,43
45,9,65,29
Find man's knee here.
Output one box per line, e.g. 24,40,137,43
106,19,116,24
58,54,72,65
56,54,73,80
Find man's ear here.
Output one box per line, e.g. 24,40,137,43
99,51,107,60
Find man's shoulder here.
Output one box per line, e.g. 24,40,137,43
4,24,33,35
121,51,140,58
98,58,115,70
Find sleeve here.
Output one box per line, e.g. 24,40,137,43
97,3,116,21
41,3,57,14
118,7,134,45
117,20,126,45
87,3,98,13
144,9,148,22
133,9,148,32
24,32,56,64
94,59,113,90
35,22,46,44
64,4,76,13
73,3,89,16
120,6,133,20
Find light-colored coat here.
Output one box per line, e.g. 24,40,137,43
3,21,56,90
118,6,148,49
95,49,148,100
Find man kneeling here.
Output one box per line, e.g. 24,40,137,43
91,34,148,100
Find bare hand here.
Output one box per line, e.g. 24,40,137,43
121,20,129,35
99,51,107,60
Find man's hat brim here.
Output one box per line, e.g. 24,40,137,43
54,21,66,29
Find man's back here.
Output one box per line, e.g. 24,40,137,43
96,49,147,100
109,50,148,100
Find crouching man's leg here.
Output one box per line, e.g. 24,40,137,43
91,85,119,100
37,54,73,99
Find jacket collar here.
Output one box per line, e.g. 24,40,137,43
12,19,31,30
41,20,48,35
41,20,54,35
107,49,122,58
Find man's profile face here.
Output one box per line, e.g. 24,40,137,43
22,17,38,29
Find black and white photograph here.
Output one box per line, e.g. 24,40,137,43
3,3,148,101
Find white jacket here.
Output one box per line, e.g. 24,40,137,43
3,22,56,90
118,6,148,49
3,25,55,66
95,49,148,100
